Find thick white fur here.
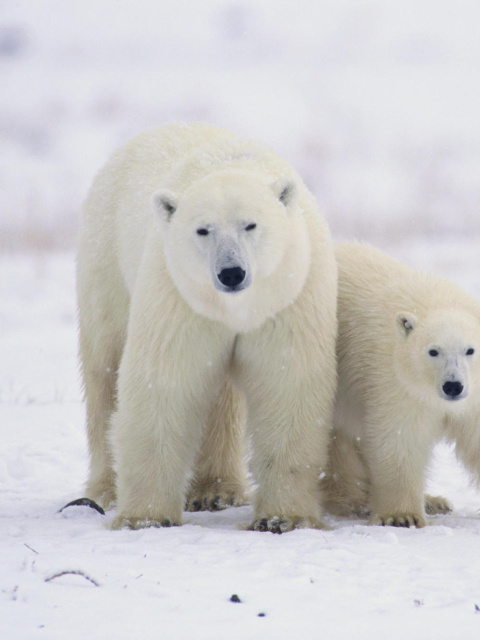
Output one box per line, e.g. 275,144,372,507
323,242,480,527
77,123,337,532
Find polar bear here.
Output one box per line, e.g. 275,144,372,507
323,242,480,527
77,122,337,532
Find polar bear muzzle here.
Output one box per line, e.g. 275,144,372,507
212,233,251,293
217,266,246,290
442,380,464,400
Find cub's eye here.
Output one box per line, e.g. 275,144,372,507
428,349,439,357
196,228,209,236
245,223,257,231
466,348,475,356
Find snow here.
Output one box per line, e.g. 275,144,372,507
2,248,480,639
2,1,480,638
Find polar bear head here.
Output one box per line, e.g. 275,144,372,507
394,308,480,406
152,168,310,331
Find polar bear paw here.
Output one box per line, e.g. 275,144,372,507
109,515,180,530
424,494,453,515
185,480,250,512
370,512,426,528
249,515,329,534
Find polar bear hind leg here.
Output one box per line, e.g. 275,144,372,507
185,381,251,511
424,493,453,515
77,256,129,510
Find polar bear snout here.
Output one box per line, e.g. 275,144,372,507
217,266,246,291
211,234,251,293
442,380,464,400
437,364,469,402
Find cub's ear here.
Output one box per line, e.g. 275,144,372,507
396,311,416,337
152,190,179,221
270,178,297,208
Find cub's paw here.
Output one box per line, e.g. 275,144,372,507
370,512,426,528
185,481,250,512
109,515,180,530
424,494,453,515
249,515,329,534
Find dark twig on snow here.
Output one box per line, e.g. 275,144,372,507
24,543,39,554
44,570,100,587
58,497,105,515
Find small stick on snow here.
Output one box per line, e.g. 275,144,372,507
24,543,39,554
44,570,100,587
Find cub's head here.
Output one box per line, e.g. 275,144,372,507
394,308,480,406
152,168,309,331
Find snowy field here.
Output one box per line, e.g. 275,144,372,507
2,0,480,248
2,245,480,640
2,1,480,638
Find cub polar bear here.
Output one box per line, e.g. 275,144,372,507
77,123,337,532
324,242,480,527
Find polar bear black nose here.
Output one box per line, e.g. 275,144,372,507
217,266,246,289
442,380,464,398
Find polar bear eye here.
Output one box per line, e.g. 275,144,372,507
466,348,475,356
245,223,257,231
196,228,209,236
428,349,439,357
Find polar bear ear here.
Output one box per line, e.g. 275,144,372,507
396,311,417,337
270,178,297,208
152,190,179,221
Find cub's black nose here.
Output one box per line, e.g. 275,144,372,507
217,266,246,289
442,380,463,398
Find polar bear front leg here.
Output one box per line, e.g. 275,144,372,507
364,410,433,528
110,393,200,530
109,310,234,529
235,327,335,533
247,391,331,533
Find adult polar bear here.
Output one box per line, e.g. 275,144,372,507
324,243,480,527
77,123,337,532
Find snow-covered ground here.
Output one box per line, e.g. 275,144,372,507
2,245,480,640
2,1,480,638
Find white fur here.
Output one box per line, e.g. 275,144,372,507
323,242,480,527
77,123,337,532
